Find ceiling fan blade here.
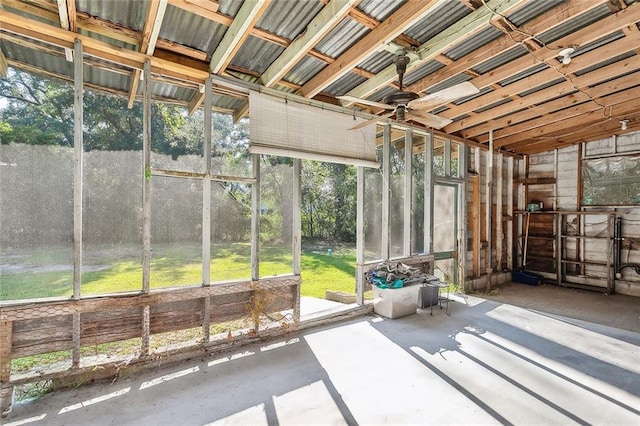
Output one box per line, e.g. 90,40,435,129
407,81,480,110
337,95,394,110
406,110,453,129
349,111,395,130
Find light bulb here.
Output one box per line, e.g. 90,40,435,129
559,47,574,65
620,120,628,131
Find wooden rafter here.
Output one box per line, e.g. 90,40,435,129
186,0,270,113
298,0,439,99
343,0,531,102
127,0,169,108
209,0,270,74
0,49,8,77
442,31,640,123
2,0,639,156
0,10,208,82
55,0,75,61
260,0,359,88
405,0,608,96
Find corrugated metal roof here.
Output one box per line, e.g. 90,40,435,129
370,85,396,103
404,60,445,87
314,17,368,58
84,65,131,94
426,74,471,95
453,86,493,106
2,2,56,25
574,51,638,77
357,0,406,21
230,36,284,75
499,63,549,87
404,1,471,44
324,72,368,96
537,4,611,45
76,0,147,32
358,50,396,74
162,5,226,56
445,26,503,61
572,31,625,57
217,0,243,17
79,30,137,52
284,56,327,86
506,0,565,27
2,39,72,80
475,98,512,114
518,77,565,97
472,44,528,74
256,0,323,39
150,80,195,103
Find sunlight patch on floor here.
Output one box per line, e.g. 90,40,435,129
273,380,347,425
203,403,268,426
304,320,496,425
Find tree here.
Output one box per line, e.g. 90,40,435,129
0,68,247,158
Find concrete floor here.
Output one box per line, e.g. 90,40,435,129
5,289,640,426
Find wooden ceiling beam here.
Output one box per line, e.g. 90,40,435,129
518,110,640,155
209,0,270,74
260,0,359,88
342,0,530,102
128,0,169,108
495,85,640,150
441,30,640,120
470,55,640,141
0,49,8,77
167,0,224,24
184,0,270,114
448,67,640,137
0,11,209,83
464,52,640,140
298,0,439,98
55,0,73,61
467,0,640,93
411,0,582,94
6,58,138,98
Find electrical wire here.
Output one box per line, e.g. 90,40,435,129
479,0,629,139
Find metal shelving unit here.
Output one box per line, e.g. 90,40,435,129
556,212,616,294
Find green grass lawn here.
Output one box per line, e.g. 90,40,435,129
1,243,357,301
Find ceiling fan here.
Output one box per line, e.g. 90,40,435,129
338,51,480,130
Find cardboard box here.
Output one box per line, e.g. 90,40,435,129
372,283,421,319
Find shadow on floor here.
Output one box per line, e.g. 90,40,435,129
5,290,640,426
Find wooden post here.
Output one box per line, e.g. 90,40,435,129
382,124,390,259
292,159,301,275
202,296,211,343
506,156,514,270
202,76,212,286
424,130,433,255
0,320,13,416
403,128,412,256
73,39,83,300
496,153,503,271
201,87,213,346
356,166,365,305
141,305,150,356
251,155,260,280
471,174,480,277
72,313,81,368
142,60,152,293
486,131,494,291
